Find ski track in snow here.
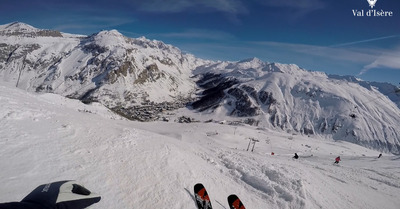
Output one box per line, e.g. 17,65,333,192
1,81,400,209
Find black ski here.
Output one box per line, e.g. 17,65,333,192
194,183,212,209
227,194,246,209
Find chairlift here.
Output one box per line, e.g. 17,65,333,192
349,106,357,119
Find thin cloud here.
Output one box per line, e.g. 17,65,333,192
134,0,325,18
359,48,400,76
323,35,400,76
52,16,135,34
250,41,377,63
253,0,326,10
137,0,247,14
329,35,400,48
159,29,236,41
245,0,327,21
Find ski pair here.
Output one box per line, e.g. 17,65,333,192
194,183,245,209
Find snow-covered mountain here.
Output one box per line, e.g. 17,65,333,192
191,58,400,154
1,22,399,154
0,22,209,120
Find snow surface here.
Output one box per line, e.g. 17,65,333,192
1,80,399,209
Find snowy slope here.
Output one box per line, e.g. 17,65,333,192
1,80,400,209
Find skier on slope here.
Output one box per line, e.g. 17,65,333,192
334,156,341,164
0,180,101,209
293,153,299,159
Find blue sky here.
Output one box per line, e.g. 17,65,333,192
1,0,399,85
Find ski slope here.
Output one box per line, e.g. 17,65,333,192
1,80,399,209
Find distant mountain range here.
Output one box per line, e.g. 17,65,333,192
1,22,399,154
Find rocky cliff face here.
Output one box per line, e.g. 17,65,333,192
1,22,399,154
